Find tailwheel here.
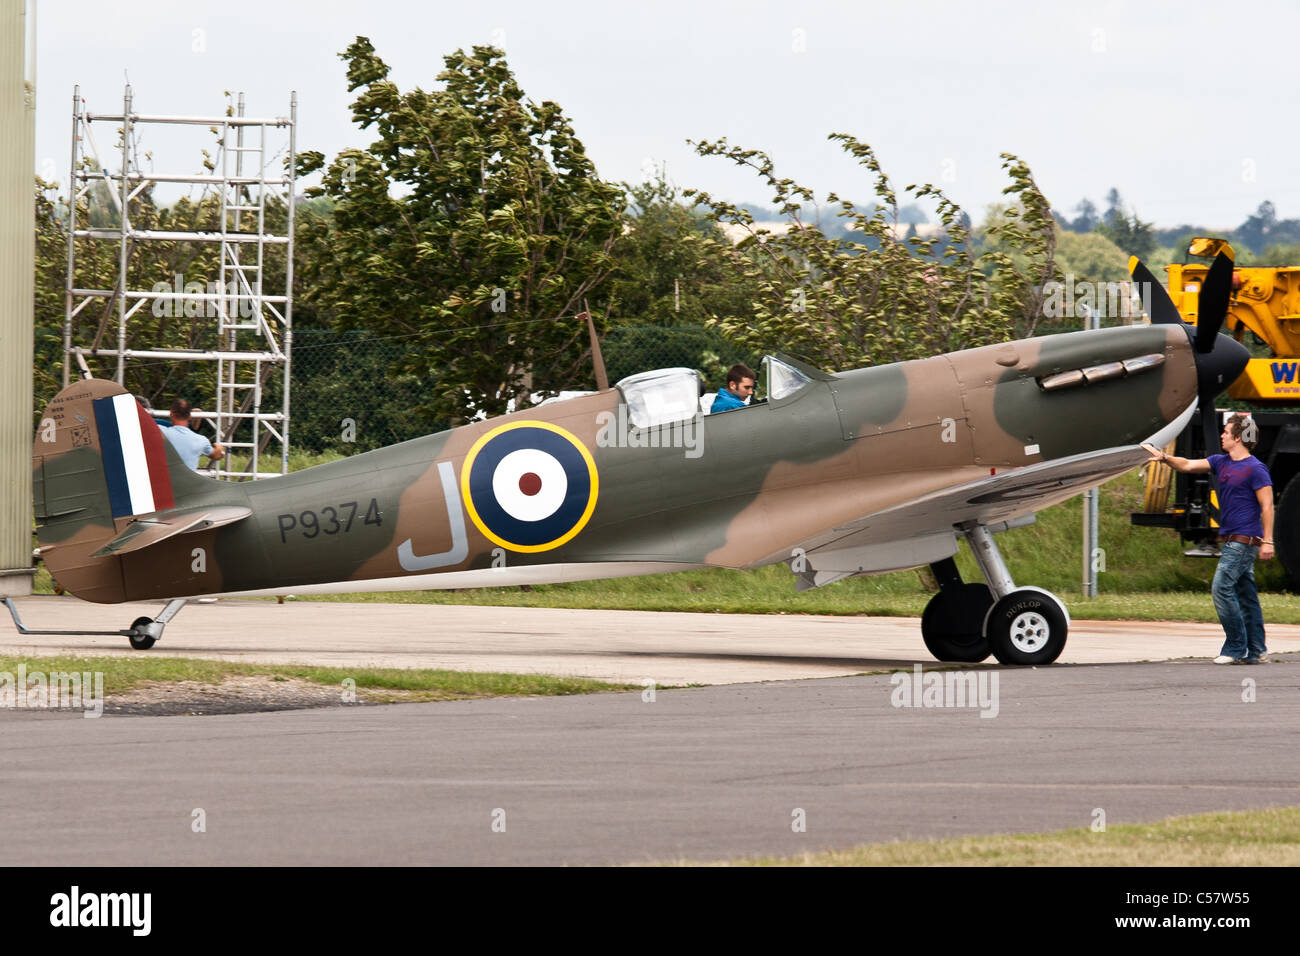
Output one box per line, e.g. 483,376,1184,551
921,583,993,662
128,616,157,650
985,589,1068,666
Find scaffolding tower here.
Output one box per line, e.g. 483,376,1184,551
64,84,297,478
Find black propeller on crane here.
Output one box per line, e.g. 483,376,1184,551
1129,250,1249,457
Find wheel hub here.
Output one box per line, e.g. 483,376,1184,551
1008,611,1049,652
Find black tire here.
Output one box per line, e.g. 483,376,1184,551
986,590,1067,665
920,583,993,662
1274,478,1300,591
128,616,156,650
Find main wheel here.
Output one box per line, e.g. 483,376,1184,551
920,583,993,662
1274,478,1300,591
128,616,156,650
985,590,1067,666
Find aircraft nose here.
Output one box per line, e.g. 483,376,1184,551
1196,332,1250,398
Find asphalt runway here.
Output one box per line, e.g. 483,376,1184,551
1,658,1297,865
3,597,1298,864
6,595,1300,683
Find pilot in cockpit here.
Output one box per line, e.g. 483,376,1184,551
710,364,756,413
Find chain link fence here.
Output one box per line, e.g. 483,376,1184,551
285,325,762,454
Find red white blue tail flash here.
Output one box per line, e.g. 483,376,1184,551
92,393,176,518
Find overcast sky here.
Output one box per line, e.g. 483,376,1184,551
32,0,1300,229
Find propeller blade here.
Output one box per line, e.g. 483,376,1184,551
1128,257,1185,327
1200,393,1221,460
1195,250,1235,353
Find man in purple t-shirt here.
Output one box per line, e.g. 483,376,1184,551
1145,414,1274,664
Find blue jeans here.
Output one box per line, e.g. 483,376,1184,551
1212,541,1267,660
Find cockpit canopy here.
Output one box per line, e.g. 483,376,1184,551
614,355,819,427
616,367,701,429
763,354,812,401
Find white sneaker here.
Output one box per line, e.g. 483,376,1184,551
1213,655,1237,664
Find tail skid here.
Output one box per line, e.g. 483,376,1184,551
4,595,188,649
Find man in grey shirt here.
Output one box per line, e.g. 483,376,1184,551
161,399,226,470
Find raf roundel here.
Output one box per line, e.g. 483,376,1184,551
461,421,599,552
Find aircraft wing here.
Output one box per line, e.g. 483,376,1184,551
89,505,252,557
792,445,1147,588
842,445,1146,538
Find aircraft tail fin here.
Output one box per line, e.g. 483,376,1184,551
32,379,229,602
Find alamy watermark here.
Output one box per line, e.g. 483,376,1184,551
1041,276,1148,321
150,273,260,319
595,407,703,459
889,664,999,718
0,663,104,717
50,886,150,935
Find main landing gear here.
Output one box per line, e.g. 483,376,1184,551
4,597,188,651
920,523,1069,666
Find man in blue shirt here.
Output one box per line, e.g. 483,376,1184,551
1146,413,1274,663
161,399,226,471
711,364,756,413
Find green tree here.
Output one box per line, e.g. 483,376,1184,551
602,169,758,326
683,136,1059,371
33,178,67,415
1070,197,1099,232
1257,241,1300,265
298,39,624,424
1053,229,1129,285
1095,187,1155,260
979,154,1063,338
1232,200,1300,254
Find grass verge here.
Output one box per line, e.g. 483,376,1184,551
0,654,635,702
673,806,1300,866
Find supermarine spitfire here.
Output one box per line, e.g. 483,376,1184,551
17,254,1249,665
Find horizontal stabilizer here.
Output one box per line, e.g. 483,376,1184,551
90,505,251,557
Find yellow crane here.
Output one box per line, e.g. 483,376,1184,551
1136,237,1300,586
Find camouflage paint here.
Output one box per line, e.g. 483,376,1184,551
32,323,1204,603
